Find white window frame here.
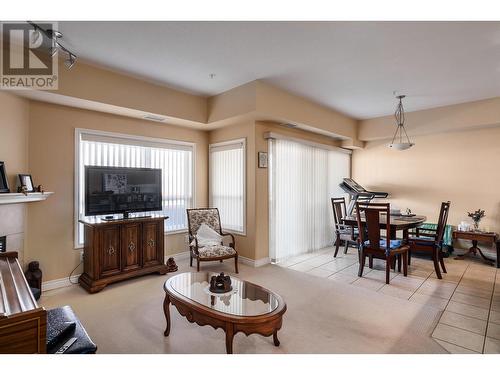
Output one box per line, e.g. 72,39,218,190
74,128,196,249
209,138,246,236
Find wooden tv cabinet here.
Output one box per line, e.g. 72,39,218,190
78,216,168,293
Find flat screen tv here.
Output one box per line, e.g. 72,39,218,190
85,166,162,218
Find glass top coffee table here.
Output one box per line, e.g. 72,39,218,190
163,272,287,354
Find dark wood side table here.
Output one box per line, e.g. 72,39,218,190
452,230,499,268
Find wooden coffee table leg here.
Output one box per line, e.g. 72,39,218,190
273,330,280,347
225,323,234,354
163,294,171,336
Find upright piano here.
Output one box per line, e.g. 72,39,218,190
0,252,47,353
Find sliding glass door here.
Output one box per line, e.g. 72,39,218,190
269,137,350,263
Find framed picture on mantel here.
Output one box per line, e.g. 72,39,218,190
18,174,35,193
0,162,9,193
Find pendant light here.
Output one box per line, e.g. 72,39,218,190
388,95,414,150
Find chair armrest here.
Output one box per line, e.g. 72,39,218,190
221,232,235,247
188,234,199,254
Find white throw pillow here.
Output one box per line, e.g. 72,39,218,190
191,223,223,247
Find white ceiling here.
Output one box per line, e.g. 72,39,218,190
54,21,500,119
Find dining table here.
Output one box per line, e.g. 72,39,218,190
342,213,427,241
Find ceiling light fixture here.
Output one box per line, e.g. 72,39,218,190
27,21,77,70
388,95,414,151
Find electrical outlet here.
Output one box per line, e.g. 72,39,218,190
80,251,84,262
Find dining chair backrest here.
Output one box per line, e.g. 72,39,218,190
356,202,391,252
331,197,347,228
435,201,451,244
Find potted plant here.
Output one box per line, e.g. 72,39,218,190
467,209,485,231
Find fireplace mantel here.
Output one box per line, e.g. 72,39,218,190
0,192,54,205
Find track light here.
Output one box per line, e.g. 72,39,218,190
65,53,76,69
49,45,58,57
30,28,41,45
46,29,63,39
27,21,77,70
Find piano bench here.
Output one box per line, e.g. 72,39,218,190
47,305,97,354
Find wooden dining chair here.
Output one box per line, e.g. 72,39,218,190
408,201,450,279
356,202,409,284
331,197,358,257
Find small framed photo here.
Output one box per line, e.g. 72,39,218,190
258,152,268,168
18,174,35,192
0,161,9,193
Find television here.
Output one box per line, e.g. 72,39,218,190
85,166,162,218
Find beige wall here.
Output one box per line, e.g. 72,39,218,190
255,81,357,140
352,127,500,233
26,101,209,281
0,93,30,266
56,60,208,124
0,92,29,189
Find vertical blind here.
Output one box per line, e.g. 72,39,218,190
269,138,350,263
209,139,245,234
76,131,194,246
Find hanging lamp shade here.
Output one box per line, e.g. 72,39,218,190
388,95,414,150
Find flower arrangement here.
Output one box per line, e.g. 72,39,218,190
467,209,485,231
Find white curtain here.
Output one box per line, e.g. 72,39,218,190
269,138,350,263
77,134,194,246
209,140,245,233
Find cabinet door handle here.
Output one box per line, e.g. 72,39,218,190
128,242,136,252
107,246,116,255
148,239,155,247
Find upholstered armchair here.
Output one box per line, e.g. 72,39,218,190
186,208,239,273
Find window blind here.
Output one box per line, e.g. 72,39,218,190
209,139,246,234
269,138,351,263
76,130,194,247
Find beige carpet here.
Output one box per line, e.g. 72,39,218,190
40,260,446,354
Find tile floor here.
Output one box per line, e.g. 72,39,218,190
277,246,500,354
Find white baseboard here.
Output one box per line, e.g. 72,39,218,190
42,274,80,292
238,256,270,267
167,251,190,263
167,252,270,268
